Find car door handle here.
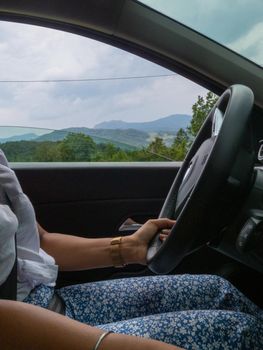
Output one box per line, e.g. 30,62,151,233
118,218,142,234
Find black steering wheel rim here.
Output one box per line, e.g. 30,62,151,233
147,84,254,274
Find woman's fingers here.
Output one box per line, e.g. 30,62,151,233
147,218,176,232
161,229,171,235
159,229,171,241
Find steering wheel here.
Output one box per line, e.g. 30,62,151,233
147,85,254,274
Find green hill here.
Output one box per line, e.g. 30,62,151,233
36,127,149,150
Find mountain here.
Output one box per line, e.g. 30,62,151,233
36,130,68,142
0,133,38,143
94,114,191,133
36,127,149,149
0,114,191,149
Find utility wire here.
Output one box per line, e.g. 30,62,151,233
0,73,176,84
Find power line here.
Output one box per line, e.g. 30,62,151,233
0,73,176,84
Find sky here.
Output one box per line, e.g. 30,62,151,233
0,1,262,137
141,0,263,65
0,20,208,137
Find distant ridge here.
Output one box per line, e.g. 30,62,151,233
94,114,191,133
36,127,148,149
0,133,38,143
0,114,192,150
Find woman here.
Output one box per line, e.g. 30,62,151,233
1,150,263,349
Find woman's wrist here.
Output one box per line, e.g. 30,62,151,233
121,235,146,265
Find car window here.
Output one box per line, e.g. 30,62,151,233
0,21,212,163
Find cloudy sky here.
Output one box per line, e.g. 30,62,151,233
142,0,263,64
0,1,262,137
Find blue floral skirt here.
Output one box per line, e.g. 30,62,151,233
24,274,263,349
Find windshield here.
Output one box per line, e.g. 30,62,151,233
139,0,263,67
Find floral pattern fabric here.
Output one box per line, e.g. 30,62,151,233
24,274,263,349
98,310,263,350
24,283,54,308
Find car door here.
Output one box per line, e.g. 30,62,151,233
0,19,202,285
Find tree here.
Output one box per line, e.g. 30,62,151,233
167,91,218,160
34,142,61,162
169,128,189,160
95,143,125,161
59,133,96,161
0,141,38,162
188,91,218,137
146,137,169,159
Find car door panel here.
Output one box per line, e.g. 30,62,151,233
13,163,179,285
14,163,179,235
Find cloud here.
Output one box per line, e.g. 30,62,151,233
0,106,26,124
229,22,263,66
0,21,208,131
0,22,110,81
109,75,208,123
141,0,262,45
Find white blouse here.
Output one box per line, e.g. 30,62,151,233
17,247,58,301
0,204,17,286
0,203,58,301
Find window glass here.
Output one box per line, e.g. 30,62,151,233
140,0,263,67
0,21,211,162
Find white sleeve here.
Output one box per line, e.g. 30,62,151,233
0,204,18,285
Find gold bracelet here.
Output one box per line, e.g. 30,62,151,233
93,331,113,350
110,236,126,268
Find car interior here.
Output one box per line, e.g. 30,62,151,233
0,0,263,311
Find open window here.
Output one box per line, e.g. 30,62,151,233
0,21,211,163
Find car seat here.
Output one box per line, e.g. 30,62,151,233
0,249,17,300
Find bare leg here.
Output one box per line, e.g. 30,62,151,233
0,300,183,350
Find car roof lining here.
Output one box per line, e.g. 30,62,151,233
0,0,262,109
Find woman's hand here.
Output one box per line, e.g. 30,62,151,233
123,219,175,265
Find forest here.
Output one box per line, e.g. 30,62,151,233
0,92,217,162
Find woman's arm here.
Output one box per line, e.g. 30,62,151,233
0,153,174,271
38,218,174,271
0,300,183,350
